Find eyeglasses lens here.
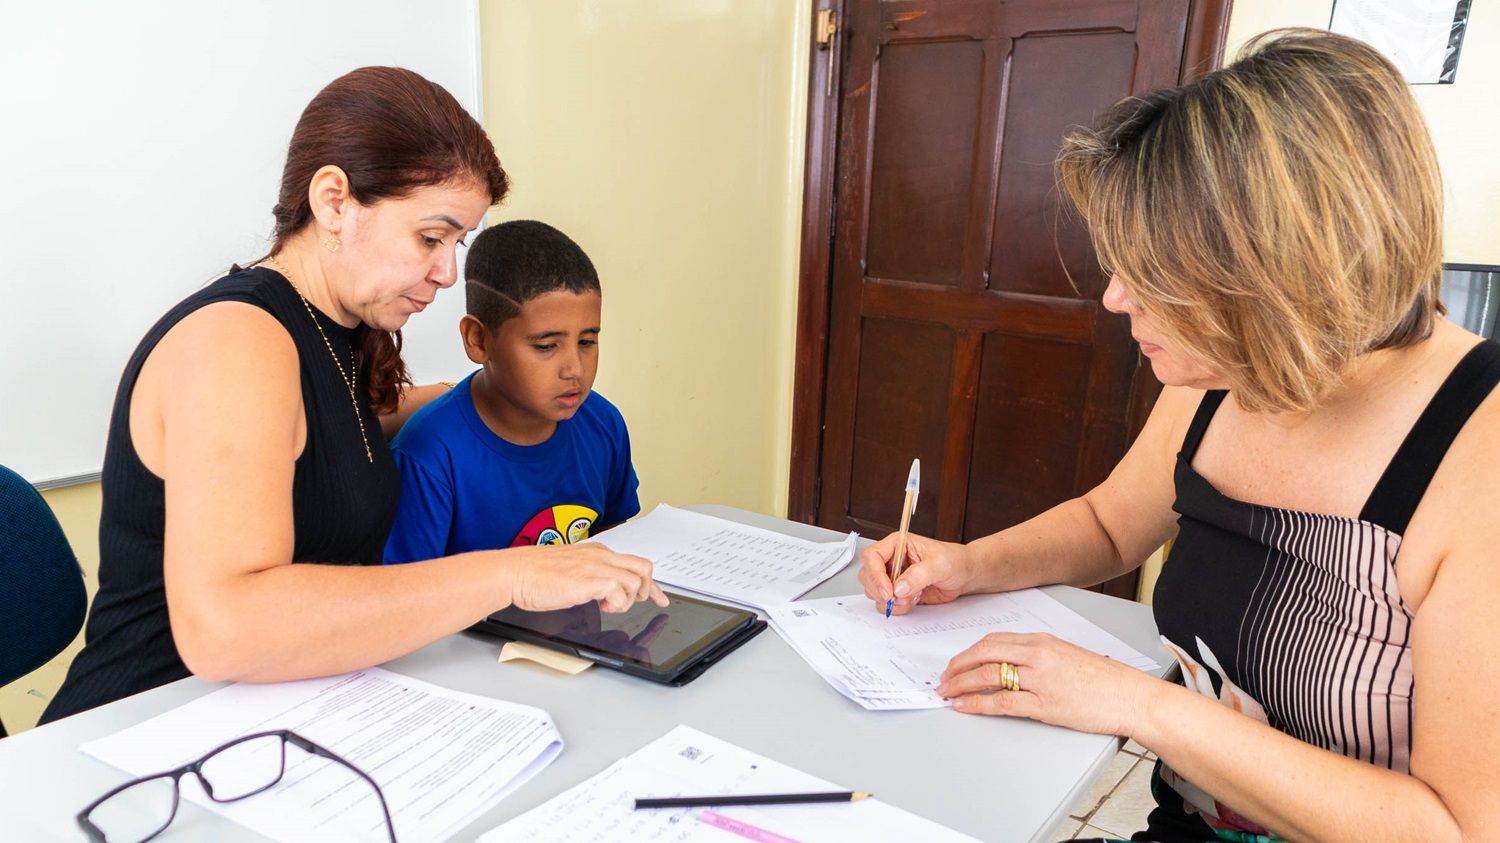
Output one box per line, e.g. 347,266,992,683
84,775,177,843
199,733,288,801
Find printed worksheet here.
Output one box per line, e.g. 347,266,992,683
587,505,856,610
767,589,1160,710
478,725,980,842
81,669,562,843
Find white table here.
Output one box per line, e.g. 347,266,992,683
0,505,1172,842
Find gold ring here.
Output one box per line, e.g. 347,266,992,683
1001,661,1021,692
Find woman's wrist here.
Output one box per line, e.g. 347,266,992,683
964,534,1017,593
953,541,985,593
484,547,525,609
1126,672,1182,748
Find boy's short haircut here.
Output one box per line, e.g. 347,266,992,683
464,220,601,329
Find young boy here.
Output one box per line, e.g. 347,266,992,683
382,220,640,564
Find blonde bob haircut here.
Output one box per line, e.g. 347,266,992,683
1057,28,1444,413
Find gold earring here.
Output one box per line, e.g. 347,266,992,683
323,229,342,253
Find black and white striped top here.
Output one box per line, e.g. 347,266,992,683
1148,339,1500,836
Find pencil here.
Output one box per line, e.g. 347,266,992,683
633,791,870,809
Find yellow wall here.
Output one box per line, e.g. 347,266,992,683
0,483,102,733
477,0,812,517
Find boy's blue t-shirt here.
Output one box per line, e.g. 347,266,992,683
382,373,641,564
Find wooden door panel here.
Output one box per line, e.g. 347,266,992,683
991,31,1139,299
874,0,1137,38
845,318,953,537
964,333,1095,536
960,311,1136,538
863,282,1094,339
867,40,986,287
1004,0,1138,35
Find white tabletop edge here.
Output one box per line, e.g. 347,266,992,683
0,503,1175,843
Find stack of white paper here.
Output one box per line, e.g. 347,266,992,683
478,724,982,842
588,504,856,611
766,589,1161,710
80,669,562,843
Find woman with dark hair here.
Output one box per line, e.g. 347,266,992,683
42,67,665,724
860,30,1499,843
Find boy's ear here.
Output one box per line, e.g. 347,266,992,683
459,315,491,365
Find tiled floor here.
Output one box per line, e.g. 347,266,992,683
1045,740,1157,842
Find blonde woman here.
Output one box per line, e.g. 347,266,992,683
860,30,1499,843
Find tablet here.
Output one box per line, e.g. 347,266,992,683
470,591,766,686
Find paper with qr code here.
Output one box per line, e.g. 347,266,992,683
478,725,979,842
766,589,1160,710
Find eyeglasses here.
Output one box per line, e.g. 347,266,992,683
76,729,397,843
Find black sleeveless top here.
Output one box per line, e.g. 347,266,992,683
1133,339,1500,842
42,267,399,724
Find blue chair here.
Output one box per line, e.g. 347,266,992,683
0,464,88,737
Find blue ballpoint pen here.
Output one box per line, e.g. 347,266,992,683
885,458,921,618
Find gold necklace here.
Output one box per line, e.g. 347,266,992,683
265,255,373,463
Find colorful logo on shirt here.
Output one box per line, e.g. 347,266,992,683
510,504,598,547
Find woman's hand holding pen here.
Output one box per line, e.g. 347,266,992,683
857,533,974,616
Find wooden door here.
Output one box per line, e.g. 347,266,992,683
791,0,1230,598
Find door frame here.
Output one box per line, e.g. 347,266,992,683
787,0,1235,524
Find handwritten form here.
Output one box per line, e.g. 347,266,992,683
80,668,562,843
477,725,981,842
588,505,856,611
766,589,1161,710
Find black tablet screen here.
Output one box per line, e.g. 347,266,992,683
481,592,755,673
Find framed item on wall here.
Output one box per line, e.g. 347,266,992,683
1330,0,1474,83
1441,263,1500,339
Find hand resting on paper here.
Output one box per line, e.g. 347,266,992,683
934,631,1155,737
856,532,973,616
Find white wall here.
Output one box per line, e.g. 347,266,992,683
0,0,484,486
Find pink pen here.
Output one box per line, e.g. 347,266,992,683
699,810,805,843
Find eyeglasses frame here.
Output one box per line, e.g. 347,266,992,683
76,728,397,843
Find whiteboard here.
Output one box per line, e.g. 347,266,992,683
0,0,483,486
